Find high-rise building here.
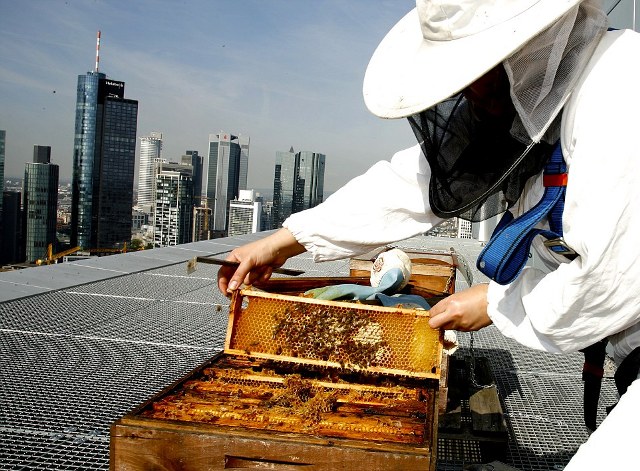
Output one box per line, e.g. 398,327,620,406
23,146,59,263
228,190,262,237
33,145,51,164
153,162,194,247
203,132,250,236
182,150,203,206
192,206,212,242
295,151,325,212
272,147,295,229
1,191,21,264
259,199,274,232
71,71,138,250
138,132,163,210
238,139,249,193
272,147,326,228
457,218,473,239
0,130,5,220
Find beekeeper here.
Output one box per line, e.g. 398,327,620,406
218,1,640,467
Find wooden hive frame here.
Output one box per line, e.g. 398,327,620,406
111,250,458,470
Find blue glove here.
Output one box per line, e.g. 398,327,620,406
305,268,409,301
374,293,431,310
305,269,430,309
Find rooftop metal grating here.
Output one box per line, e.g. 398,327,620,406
0,233,618,470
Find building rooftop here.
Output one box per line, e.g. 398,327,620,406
0,233,617,470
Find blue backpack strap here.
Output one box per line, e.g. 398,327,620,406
476,142,573,284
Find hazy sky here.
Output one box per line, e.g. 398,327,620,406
1,0,637,192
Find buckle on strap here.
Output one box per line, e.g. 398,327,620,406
543,173,568,187
544,238,577,258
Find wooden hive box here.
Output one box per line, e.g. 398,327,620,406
111,263,454,470
349,247,458,295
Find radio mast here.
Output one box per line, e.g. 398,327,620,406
95,30,101,73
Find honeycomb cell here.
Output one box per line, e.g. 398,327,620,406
226,288,442,379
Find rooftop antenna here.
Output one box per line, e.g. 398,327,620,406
95,30,101,73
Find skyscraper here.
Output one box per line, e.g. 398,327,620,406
228,190,262,236
272,147,326,228
23,146,59,263
192,206,212,242
272,147,295,229
295,151,325,212
182,150,203,206
71,67,138,250
33,145,51,164
153,162,194,247
138,132,163,210
0,191,21,264
203,132,250,236
0,130,5,220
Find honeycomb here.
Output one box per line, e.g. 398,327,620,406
226,288,442,379
140,355,436,445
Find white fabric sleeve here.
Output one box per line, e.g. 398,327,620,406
487,30,640,354
283,144,442,262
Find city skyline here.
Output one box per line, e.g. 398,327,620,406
1,1,636,193
0,1,416,193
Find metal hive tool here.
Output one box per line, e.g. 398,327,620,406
225,287,444,379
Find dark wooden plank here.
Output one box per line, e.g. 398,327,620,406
110,421,433,471
470,386,507,434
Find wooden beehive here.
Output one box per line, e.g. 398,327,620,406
111,257,455,471
349,247,458,295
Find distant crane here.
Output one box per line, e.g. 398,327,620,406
36,243,128,266
36,245,81,266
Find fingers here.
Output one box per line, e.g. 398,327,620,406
216,255,242,294
428,308,453,330
217,257,256,295
427,284,491,332
216,230,306,296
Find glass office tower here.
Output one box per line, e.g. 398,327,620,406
204,132,249,236
0,130,5,219
71,73,138,249
296,151,325,212
272,147,296,228
23,147,59,263
183,150,203,207
272,148,325,228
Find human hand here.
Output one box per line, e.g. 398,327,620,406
217,228,306,295
428,284,492,331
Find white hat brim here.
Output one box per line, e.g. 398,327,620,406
363,0,582,119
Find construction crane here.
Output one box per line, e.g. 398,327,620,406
85,243,128,255
36,244,81,266
36,243,128,266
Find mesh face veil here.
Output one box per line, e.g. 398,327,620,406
408,90,553,221
408,1,607,222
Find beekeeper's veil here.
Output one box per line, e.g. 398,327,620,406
363,0,607,221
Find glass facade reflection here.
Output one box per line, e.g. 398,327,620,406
23,161,59,262
272,148,296,228
0,130,5,219
272,148,325,228
205,133,250,235
296,151,325,212
71,72,138,249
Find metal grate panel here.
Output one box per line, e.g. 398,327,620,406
0,236,622,470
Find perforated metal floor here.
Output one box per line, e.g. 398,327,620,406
0,235,619,470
